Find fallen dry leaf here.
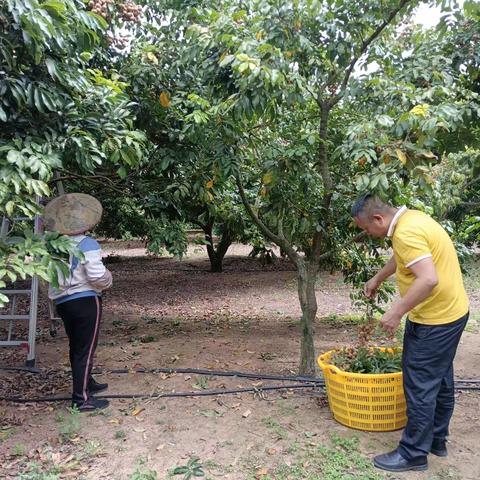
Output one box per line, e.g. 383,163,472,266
255,467,269,478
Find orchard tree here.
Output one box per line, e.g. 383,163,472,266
171,0,478,374
0,0,146,305
111,6,261,272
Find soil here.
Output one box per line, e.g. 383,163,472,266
1,241,479,480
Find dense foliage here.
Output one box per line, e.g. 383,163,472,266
330,347,403,374
0,0,146,303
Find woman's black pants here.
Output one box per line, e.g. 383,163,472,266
56,296,102,404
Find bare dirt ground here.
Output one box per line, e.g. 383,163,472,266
1,241,480,480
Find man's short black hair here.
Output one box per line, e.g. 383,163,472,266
351,193,373,217
351,193,391,219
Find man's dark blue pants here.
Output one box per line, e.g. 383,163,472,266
399,312,469,460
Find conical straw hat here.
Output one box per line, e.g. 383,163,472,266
43,193,103,235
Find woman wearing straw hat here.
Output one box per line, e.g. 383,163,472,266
44,193,112,411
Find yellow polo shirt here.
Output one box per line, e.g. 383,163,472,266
390,208,469,324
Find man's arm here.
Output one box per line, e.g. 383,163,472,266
380,257,438,333
365,256,397,298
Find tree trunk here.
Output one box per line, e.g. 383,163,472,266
297,262,319,376
204,223,232,273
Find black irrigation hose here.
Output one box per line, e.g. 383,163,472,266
2,381,480,404
0,366,41,373
97,366,323,384
0,383,322,403
100,367,480,386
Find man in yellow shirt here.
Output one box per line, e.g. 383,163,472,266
351,193,469,473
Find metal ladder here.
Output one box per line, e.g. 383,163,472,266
0,203,41,367
0,174,65,366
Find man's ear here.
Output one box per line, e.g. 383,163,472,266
372,214,383,223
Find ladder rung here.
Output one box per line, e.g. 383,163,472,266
0,315,30,320
0,341,27,347
0,290,31,294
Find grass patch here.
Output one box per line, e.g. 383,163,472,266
15,447,84,480
261,416,288,440
141,315,161,324
18,462,63,480
83,440,103,457
129,459,158,480
248,433,382,480
11,443,26,457
56,406,81,441
0,426,15,441
276,399,296,416
129,335,158,345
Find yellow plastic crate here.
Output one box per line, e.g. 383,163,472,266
318,348,407,432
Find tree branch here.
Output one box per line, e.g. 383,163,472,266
48,172,126,194
317,231,366,262
330,0,412,108
235,173,300,265
317,103,333,198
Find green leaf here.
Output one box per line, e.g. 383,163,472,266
33,86,46,113
117,166,127,179
5,201,15,216
377,114,394,127
80,51,93,62
219,54,234,67
0,293,9,307
172,466,189,474
7,150,23,166
45,57,59,79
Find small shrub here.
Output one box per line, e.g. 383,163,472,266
58,406,81,440
129,461,157,480
13,443,25,456
172,457,205,478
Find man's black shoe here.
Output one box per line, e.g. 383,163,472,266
373,449,428,472
88,377,108,393
72,397,109,412
430,438,448,457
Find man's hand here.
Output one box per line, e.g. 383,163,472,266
380,309,402,334
364,276,381,299
363,256,397,299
